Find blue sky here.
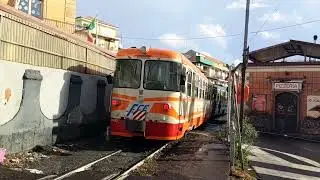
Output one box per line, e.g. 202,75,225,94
77,0,320,65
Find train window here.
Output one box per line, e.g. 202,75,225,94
202,89,205,99
203,83,207,99
114,59,142,89
198,79,201,99
187,84,192,96
194,75,199,98
180,66,186,93
202,82,205,99
187,71,192,97
200,80,204,99
144,60,180,91
206,83,209,100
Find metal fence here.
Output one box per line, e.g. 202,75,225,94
227,65,244,169
0,5,115,76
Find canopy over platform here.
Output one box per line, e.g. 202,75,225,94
249,40,320,63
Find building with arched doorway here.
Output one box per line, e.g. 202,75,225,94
247,40,320,137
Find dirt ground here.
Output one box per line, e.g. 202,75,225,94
128,131,230,180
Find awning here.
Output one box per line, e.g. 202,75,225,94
249,40,320,63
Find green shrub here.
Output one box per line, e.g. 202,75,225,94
241,116,258,145
235,116,258,169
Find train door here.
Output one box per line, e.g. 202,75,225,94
185,70,194,130
215,88,221,116
179,67,188,135
211,86,217,116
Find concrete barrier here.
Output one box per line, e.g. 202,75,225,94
0,61,111,153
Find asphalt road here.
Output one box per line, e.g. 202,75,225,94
250,134,320,180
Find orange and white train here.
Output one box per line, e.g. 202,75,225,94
110,47,215,140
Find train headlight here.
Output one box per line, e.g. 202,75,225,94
112,99,120,106
163,103,171,111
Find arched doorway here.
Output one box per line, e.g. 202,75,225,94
275,92,298,133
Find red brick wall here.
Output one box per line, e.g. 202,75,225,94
247,66,320,134
248,71,273,113
249,71,320,114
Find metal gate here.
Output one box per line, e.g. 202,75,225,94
275,92,298,133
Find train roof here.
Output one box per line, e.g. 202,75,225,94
117,47,207,79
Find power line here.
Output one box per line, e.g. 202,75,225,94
121,18,320,41
249,0,280,43
122,33,242,40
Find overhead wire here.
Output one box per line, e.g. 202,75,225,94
121,18,320,41
249,0,280,43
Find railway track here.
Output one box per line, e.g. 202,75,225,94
37,140,169,180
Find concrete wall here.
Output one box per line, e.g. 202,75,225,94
0,60,112,153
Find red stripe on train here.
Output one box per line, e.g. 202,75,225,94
110,119,184,139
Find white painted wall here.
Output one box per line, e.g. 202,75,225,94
0,60,110,125
0,61,23,125
40,69,70,119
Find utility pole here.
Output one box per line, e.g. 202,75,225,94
239,0,250,133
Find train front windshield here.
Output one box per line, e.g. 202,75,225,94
143,61,180,91
114,59,180,91
114,59,142,89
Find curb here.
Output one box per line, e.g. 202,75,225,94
257,131,320,143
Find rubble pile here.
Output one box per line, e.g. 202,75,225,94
3,151,48,168
2,145,72,169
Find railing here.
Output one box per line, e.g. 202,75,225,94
0,5,115,76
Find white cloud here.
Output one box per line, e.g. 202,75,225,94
159,33,186,49
198,24,227,49
159,33,198,50
259,11,303,24
259,32,280,40
226,0,268,9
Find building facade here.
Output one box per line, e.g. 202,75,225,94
75,16,121,52
0,0,76,24
184,50,229,86
0,0,121,52
247,40,320,137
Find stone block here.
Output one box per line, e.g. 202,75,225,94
34,127,52,146
0,135,12,151
11,133,23,153
22,130,35,151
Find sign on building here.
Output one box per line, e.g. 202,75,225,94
307,96,320,119
273,82,302,91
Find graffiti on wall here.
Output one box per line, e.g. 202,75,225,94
252,94,266,112
0,88,12,106
307,95,320,119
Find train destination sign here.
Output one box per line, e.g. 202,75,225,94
273,82,302,91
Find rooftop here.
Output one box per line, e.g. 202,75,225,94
249,40,320,63
76,16,119,28
184,50,227,65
